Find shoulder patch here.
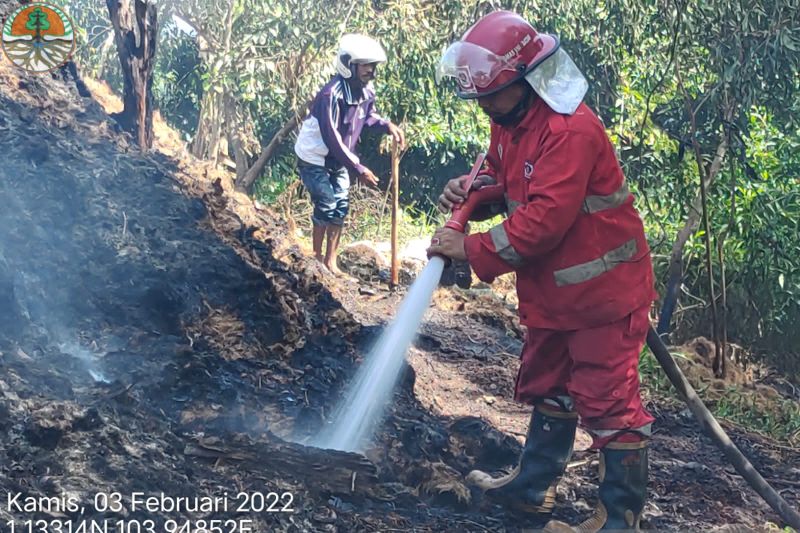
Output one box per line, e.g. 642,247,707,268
547,113,568,135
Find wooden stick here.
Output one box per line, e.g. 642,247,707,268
390,139,400,287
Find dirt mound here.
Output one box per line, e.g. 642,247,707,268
0,58,529,531
0,58,378,529
0,50,798,532
677,337,755,387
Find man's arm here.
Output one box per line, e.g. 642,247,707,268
365,99,405,149
464,130,597,283
364,99,391,133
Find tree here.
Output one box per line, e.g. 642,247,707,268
646,0,800,376
163,0,362,187
106,0,158,150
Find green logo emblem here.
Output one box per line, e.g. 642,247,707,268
2,3,75,73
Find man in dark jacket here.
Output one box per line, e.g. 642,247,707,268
294,33,404,275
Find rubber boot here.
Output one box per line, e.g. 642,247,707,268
467,404,578,515
545,439,649,532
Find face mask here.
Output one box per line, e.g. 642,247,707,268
487,84,534,127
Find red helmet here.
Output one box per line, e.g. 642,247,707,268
436,11,559,99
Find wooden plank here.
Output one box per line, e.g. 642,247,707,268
390,139,400,287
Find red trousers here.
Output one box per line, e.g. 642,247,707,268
514,304,654,432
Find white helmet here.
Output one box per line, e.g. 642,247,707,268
334,33,387,78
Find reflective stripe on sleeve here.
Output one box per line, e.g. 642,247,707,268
505,194,522,216
581,182,630,213
553,239,638,287
489,223,526,268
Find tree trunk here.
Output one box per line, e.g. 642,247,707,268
657,136,728,336
106,0,157,151
183,433,380,497
236,113,302,193
191,89,223,159
190,0,235,162
224,92,260,181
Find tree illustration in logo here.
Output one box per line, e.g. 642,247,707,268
2,3,75,73
27,7,52,35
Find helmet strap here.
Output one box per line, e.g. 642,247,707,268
490,82,534,127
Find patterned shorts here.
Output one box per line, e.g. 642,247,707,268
298,161,350,226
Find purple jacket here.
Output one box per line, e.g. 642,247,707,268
294,75,390,176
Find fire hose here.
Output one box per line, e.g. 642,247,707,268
440,155,800,529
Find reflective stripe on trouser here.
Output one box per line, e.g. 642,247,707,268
514,303,655,441
298,163,350,226
591,424,652,439
541,398,651,447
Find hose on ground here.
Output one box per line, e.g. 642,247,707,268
646,326,800,529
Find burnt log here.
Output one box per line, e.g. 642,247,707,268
236,114,301,193
106,0,157,150
184,433,386,498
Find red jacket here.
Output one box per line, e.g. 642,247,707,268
464,98,655,330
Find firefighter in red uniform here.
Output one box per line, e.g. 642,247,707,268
429,11,656,532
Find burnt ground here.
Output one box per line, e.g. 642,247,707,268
0,61,797,533
333,282,800,531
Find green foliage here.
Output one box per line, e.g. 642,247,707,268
639,349,800,444
603,0,800,373
251,150,296,200
639,348,684,398
70,0,800,372
345,199,438,246
713,390,800,444
151,27,203,136
66,2,121,88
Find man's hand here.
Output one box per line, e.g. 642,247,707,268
437,174,494,214
387,122,406,150
359,168,379,187
426,227,467,261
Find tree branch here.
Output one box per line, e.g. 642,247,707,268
675,60,723,377
236,111,304,193
170,8,219,51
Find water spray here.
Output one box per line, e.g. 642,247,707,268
314,154,492,453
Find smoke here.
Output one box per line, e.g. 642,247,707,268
0,177,111,385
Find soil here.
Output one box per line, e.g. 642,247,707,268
0,50,797,533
